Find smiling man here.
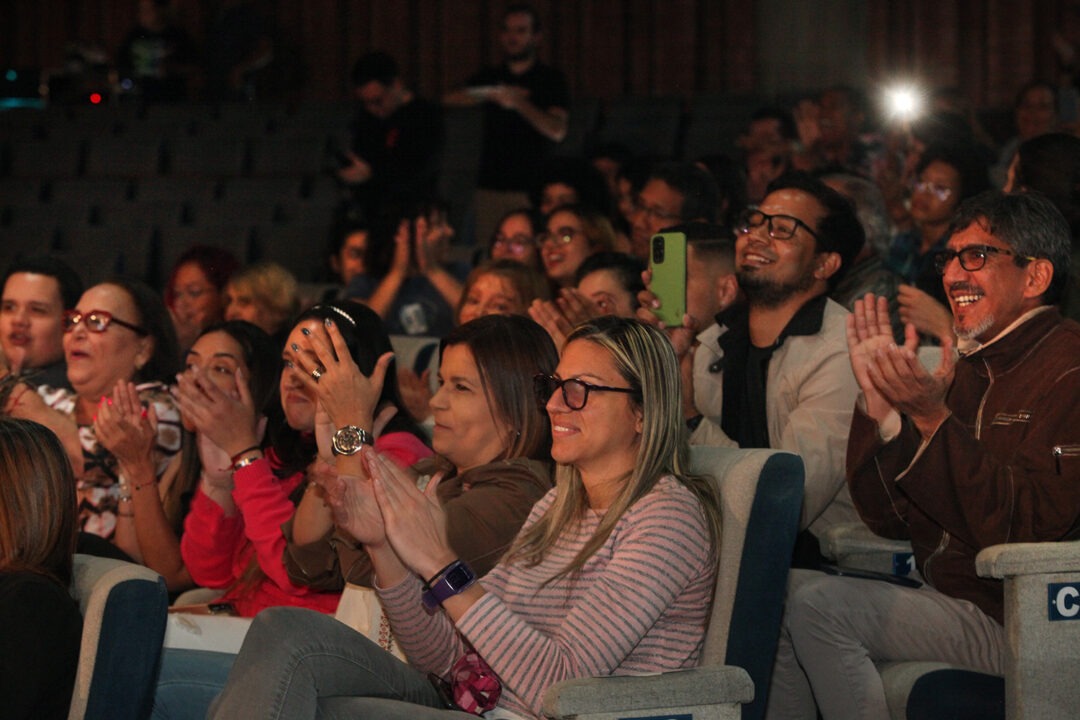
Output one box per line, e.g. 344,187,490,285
767,191,1080,719
687,173,864,566
0,255,83,390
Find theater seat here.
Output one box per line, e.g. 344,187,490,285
543,446,805,720
67,554,168,720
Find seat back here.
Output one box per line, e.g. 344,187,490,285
691,446,804,720
67,554,168,720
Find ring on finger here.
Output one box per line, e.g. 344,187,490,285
311,367,324,381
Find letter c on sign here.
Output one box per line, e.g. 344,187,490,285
1056,586,1080,617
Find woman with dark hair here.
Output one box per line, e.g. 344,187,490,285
209,317,720,720
283,313,556,592
488,206,542,270
94,320,278,591
887,143,991,340
539,203,618,288
165,245,241,354
0,418,83,720
5,277,183,543
173,301,431,617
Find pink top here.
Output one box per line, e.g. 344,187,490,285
182,431,431,617
380,475,715,719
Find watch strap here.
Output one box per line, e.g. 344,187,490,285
421,560,477,612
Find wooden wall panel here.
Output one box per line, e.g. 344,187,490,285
0,0,1063,109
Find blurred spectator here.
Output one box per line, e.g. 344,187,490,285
165,245,240,355
337,51,443,213
444,3,569,193
628,162,719,259
991,80,1060,187
488,207,542,270
538,204,617,288
116,0,198,102
224,262,300,342
0,256,83,390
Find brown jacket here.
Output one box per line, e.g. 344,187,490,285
283,456,552,591
847,307,1080,624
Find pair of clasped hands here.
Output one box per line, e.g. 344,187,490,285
847,292,956,439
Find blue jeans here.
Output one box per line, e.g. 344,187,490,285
152,649,235,720
207,607,476,719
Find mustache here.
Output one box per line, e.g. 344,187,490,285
947,282,982,295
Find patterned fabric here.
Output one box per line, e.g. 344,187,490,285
39,382,182,538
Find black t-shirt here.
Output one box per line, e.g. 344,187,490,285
467,62,570,191
349,96,444,207
0,571,82,720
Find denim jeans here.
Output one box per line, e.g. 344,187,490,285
152,649,235,720
207,606,476,719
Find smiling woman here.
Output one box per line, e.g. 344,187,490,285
5,278,182,543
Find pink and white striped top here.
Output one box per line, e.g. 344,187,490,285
380,474,716,719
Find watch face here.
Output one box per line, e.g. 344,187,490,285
333,426,363,455
443,564,475,591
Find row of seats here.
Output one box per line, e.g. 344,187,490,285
0,175,341,205
0,221,331,289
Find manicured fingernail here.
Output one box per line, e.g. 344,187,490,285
325,318,334,327
285,360,294,369
301,328,310,336
291,343,299,351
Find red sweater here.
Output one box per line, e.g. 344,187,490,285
181,432,431,617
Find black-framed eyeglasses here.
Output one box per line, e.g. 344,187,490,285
932,245,1035,275
631,197,681,224
63,309,148,336
536,227,582,247
737,209,820,242
533,373,638,411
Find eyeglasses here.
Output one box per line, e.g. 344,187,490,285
63,309,148,336
533,373,638,411
933,244,1035,275
737,209,820,242
631,198,681,225
536,227,582,247
492,233,535,253
912,180,954,202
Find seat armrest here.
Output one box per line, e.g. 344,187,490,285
820,523,914,576
976,540,1080,579
542,666,753,719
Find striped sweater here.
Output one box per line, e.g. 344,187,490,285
379,475,716,719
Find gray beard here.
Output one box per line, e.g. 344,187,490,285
737,267,817,308
954,313,995,341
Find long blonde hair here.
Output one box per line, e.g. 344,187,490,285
506,317,721,582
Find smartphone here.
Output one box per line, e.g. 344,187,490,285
649,231,687,327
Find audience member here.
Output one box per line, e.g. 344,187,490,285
165,245,240,354
991,80,1059,187
574,251,646,318
337,51,443,212
768,190,1080,720
115,0,198,103
530,157,613,217
322,215,371,300
792,85,885,179
6,279,182,543
457,259,550,326
0,418,83,720
488,206,543,269
444,3,569,194
538,203,617,288
349,200,468,338
0,255,83,390
629,162,720,259
285,313,555,595
739,106,798,205
94,320,278,592
822,173,904,340
223,261,299,342
208,316,720,720
672,174,864,567
174,301,431,618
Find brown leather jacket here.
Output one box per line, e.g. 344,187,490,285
847,307,1080,624
283,456,552,591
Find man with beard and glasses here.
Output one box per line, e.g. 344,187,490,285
685,172,865,567
766,190,1080,719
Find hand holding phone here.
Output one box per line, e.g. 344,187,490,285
648,232,687,327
